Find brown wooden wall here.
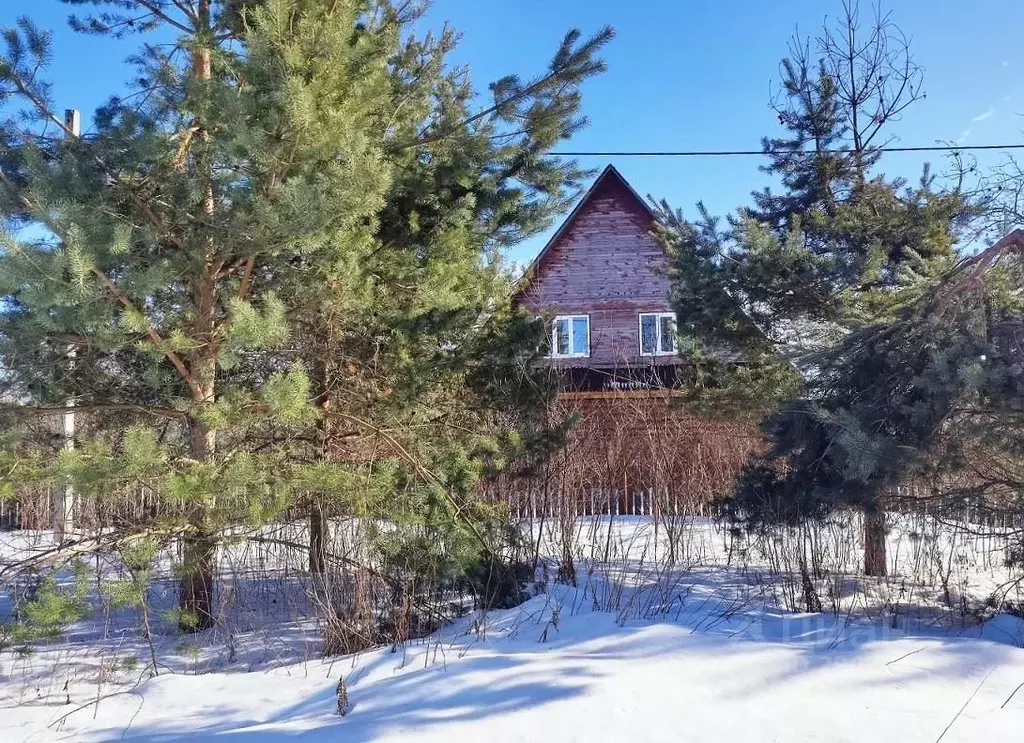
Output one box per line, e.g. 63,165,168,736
516,171,678,369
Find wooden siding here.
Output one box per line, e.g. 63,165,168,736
516,168,677,369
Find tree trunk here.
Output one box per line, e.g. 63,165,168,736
863,504,887,577
309,498,327,574
180,416,217,631
308,354,333,575
799,526,822,612
54,399,75,540
179,0,218,633
180,530,217,631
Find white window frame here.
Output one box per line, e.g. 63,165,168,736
638,311,677,356
548,314,591,358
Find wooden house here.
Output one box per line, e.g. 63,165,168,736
514,164,682,392
503,164,757,517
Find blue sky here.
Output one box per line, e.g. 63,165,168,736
5,0,1023,267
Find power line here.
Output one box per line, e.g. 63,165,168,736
549,143,1024,157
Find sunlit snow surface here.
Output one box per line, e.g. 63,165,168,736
1,517,1022,742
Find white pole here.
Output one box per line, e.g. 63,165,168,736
54,109,80,540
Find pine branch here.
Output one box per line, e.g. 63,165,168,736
2,60,189,252
0,529,179,587
401,26,613,150
0,170,202,398
325,409,495,556
235,256,255,300
126,1,196,35
93,267,203,395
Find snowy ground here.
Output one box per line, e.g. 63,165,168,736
2,516,1024,741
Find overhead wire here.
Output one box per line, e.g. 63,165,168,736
549,143,1024,157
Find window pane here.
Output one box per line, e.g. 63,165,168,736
555,318,570,355
659,315,675,353
640,314,657,354
572,316,589,355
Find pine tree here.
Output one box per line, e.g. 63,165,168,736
0,0,611,632
0,0,393,630
728,231,1024,573
654,1,975,576
256,10,612,579
240,4,611,605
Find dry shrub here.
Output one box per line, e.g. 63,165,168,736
493,391,759,518
485,391,760,579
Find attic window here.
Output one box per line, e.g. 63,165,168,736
639,312,676,356
549,315,590,358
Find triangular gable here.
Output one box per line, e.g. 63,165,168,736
513,164,657,301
